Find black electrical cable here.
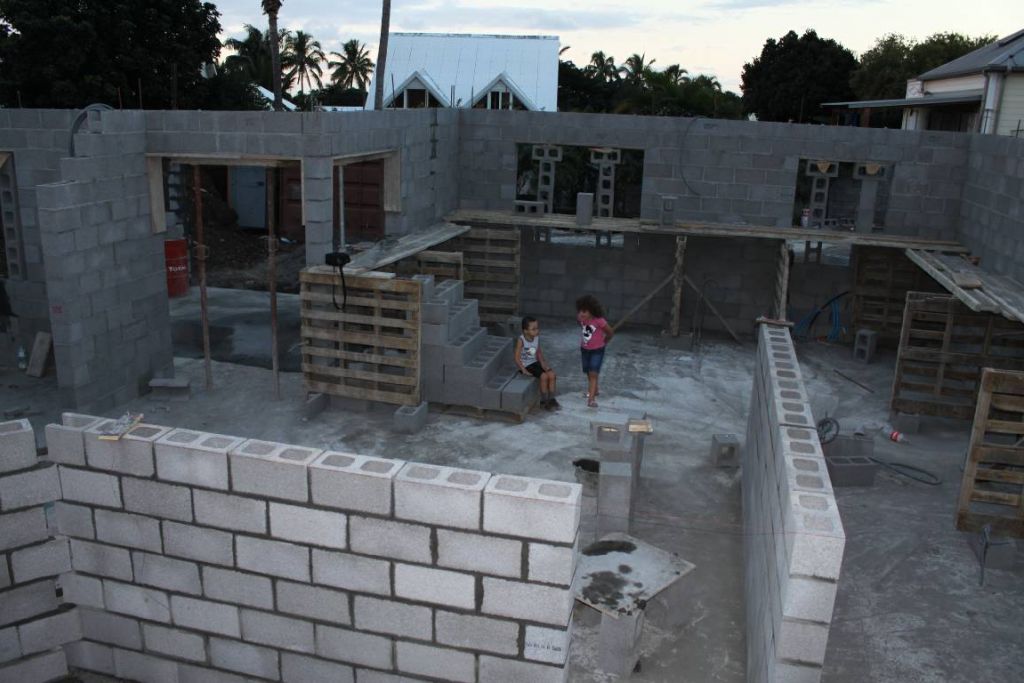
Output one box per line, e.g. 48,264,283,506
868,457,942,486
331,265,347,311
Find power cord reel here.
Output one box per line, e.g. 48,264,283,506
325,252,351,311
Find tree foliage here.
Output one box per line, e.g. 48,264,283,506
741,29,858,122
851,32,996,101
329,40,375,93
282,30,325,93
0,0,221,109
558,51,744,119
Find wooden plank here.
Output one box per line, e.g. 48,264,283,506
343,223,470,274
301,362,418,387
614,272,675,332
773,239,790,322
447,209,970,251
304,379,418,406
25,332,52,378
302,345,417,369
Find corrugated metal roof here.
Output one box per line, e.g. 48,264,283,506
919,28,1024,81
367,33,560,111
823,89,984,109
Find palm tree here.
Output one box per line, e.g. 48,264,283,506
587,51,620,83
283,30,326,93
262,0,284,111
622,53,656,87
374,1,391,109
329,39,374,92
663,64,690,86
223,25,268,83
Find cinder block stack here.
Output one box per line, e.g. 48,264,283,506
0,419,78,682
418,275,537,414
742,325,845,683
24,415,582,682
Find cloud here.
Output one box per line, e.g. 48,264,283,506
396,3,641,32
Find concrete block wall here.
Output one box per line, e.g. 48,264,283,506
520,232,778,335
786,261,852,324
0,109,76,347
141,108,461,261
742,324,845,683
0,418,77,682
24,413,581,682
458,110,969,240
35,111,172,412
958,133,1024,282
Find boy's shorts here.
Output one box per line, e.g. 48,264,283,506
580,347,605,374
524,362,544,378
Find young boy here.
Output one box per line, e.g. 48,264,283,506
514,316,560,410
576,295,613,408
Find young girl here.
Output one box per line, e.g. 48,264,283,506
514,316,560,410
576,295,613,408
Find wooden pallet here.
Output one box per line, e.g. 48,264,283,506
434,402,532,424
851,246,942,345
957,368,1024,537
443,227,521,325
300,267,422,406
387,250,464,282
891,292,1024,420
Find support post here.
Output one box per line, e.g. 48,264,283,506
670,236,688,337
774,239,790,321
267,167,281,400
193,166,212,390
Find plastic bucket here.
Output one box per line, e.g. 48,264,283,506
164,239,189,298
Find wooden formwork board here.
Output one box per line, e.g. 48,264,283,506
957,368,1024,537
387,250,465,282
300,267,422,406
891,292,1024,420
445,227,521,325
852,246,942,345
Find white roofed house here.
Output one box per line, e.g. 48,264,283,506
367,33,560,111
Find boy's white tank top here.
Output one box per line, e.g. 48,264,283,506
519,334,539,367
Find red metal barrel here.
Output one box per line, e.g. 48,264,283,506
164,239,189,298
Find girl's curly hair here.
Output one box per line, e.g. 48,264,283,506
575,294,604,319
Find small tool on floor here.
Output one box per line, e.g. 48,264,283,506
976,524,1011,587
97,412,144,441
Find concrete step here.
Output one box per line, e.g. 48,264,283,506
459,336,512,385
412,274,435,302
433,278,464,307
446,299,480,341
481,368,517,411
443,327,487,366
501,375,540,414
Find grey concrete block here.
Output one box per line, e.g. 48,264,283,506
57,571,104,609
95,509,162,552
143,623,206,662
309,451,401,516
0,648,68,683
103,579,171,622
193,489,266,534
229,439,321,502
598,609,644,676
500,375,540,414
276,581,351,625
0,507,49,551
113,647,178,683
478,655,568,683
64,640,116,675
78,607,142,648
0,418,38,473
393,401,429,434
0,464,61,511
162,520,233,566
269,501,347,549
210,636,280,679
282,653,355,683
315,625,393,670
236,535,310,581
397,641,475,683
132,551,201,594
171,595,241,637
353,595,432,639
59,466,121,508
0,625,18,664
444,326,487,365
17,606,82,654
69,539,133,581
11,538,71,583
437,529,521,578
422,321,449,345
436,610,519,656
241,608,316,653
122,477,192,522
422,297,450,324
203,566,274,609
147,377,191,401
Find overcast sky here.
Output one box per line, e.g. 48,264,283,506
212,0,1017,92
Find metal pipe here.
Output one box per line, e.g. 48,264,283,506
193,166,213,390
267,167,281,399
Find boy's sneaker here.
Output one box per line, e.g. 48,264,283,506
540,398,551,410
549,398,561,410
